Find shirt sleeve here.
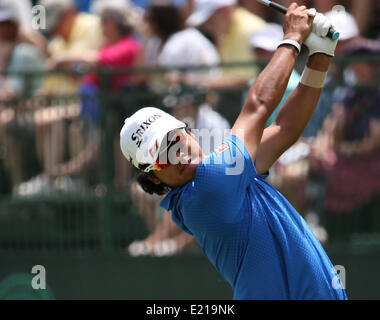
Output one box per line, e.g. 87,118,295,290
185,135,258,224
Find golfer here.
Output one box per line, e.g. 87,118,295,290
120,3,348,300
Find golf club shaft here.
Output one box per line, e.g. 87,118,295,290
256,0,340,40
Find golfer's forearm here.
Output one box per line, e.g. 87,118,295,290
244,46,298,120
274,54,332,137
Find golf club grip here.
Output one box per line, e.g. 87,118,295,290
268,1,339,40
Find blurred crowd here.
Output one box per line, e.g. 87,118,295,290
0,0,380,255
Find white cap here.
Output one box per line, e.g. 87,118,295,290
250,23,284,52
186,0,236,27
120,107,186,170
325,6,359,41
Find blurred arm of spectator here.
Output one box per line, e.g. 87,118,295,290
339,120,380,158
183,71,248,89
49,43,145,85
47,139,99,178
19,29,50,58
48,50,98,68
48,4,145,87
311,100,380,169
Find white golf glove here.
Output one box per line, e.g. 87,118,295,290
304,9,338,57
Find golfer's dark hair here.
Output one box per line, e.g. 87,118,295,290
137,168,170,196
146,0,184,43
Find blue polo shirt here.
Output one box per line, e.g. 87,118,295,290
160,135,348,300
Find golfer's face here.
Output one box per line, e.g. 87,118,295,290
153,132,203,188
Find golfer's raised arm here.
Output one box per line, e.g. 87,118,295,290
255,10,338,175
231,3,313,161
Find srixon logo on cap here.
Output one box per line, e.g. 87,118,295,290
131,114,162,148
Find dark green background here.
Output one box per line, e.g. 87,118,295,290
1,246,380,300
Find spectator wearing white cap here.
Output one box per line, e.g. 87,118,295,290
142,0,220,78
187,0,266,82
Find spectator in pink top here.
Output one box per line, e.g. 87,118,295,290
81,4,143,91
46,1,144,188
88,35,142,91
52,1,144,94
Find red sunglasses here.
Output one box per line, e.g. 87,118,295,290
153,129,188,172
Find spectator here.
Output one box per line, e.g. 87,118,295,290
186,0,266,125
38,0,103,94
187,0,266,83
15,0,102,195
2,0,33,32
142,0,221,84
20,0,104,196
0,5,46,100
311,38,380,239
0,3,46,189
40,0,144,191
0,0,49,56
53,0,144,91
